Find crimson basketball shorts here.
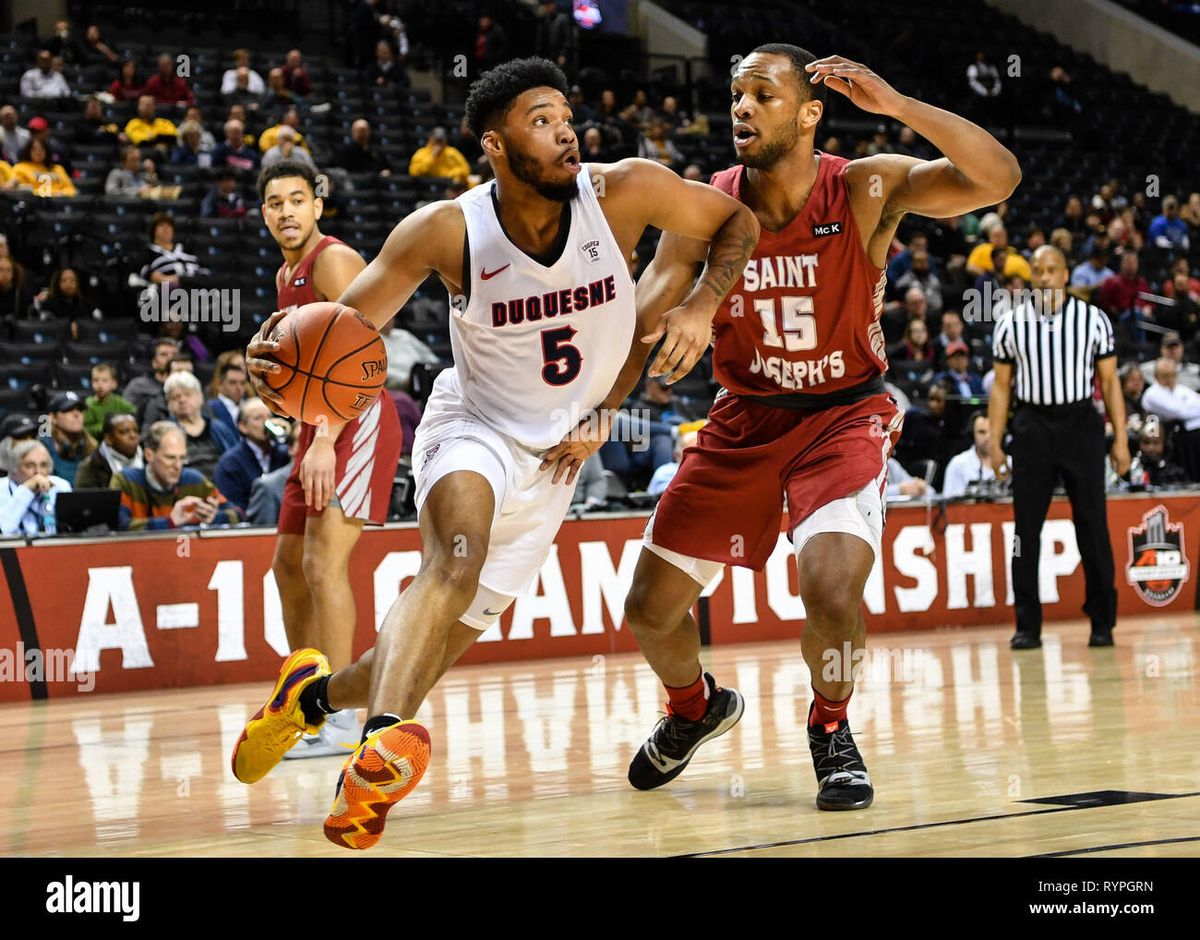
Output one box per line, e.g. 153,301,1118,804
277,394,403,535
646,391,903,584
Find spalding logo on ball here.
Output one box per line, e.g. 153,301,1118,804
262,301,388,424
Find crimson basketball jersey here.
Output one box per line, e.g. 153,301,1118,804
276,234,345,311
709,154,887,397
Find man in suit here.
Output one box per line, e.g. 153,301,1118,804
208,359,248,434
247,419,301,525
214,399,289,513
935,340,985,397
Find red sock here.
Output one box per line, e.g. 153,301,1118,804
665,671,709,721
810,688,851,729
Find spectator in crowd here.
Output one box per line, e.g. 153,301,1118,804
1162,258,1200,301
637,119,683,168
140,213,209,288
894,248,943,316
364,38,409,88
1098,251,1153,338
182,106,216,152
159,322,211,366
143,52,195,108
1107,206,1143,255
567,85,592,125
112,422,240,530
81,24,119,66
226,103,258,145
570,452,607,511
224,66,264,112
214,399,290,514
884,285,928,344
1141,357,1200,440
601,377,691,488
11,139,75,197
39,391,97,483
20,49,71,98
76,412,142,489
382,320,440,391
208,359,248,432
46,20,84,63
682,163,703,181
246,420,301,526
581,126,612,164
163,371,239,480
211,119,260,171
535,0,579,77
0,105,31,163
74,96,123,147
83,363,135,439
27,115,72,174
29,267,98,321
1055,194,1088,241
889,316,937,364
0,413,39,477
887,231,934,283
943,412,1002,497
936,340,985,398
108,59,145,102
282,49,312,97
140,353,198,425
895,381,964,490
1140,331,1200,391
0,441,71,536
1158,271,1200,338
221,49,265,97
885,457,932,498
258,68,295,117
1121,363,1147,435
966,50,1001,104
1149,195,1190,253
1134,419,1189,487
335,119,391,175
648,423,703,497
257,107,309,153
261,124,316,171
0,254,32,321
124,338,179,421
1049,65,1083,119
1049,226,1074,261
1070,243,1115,290
966,225,1032,279
200,167,247,218
105,145,157,197
124,95,178,148
409,127,470,184
473,15,510,73
170,121,207,166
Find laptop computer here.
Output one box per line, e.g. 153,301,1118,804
55,489,121,535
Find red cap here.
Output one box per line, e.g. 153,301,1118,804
27,116,49,131
946,340,970,356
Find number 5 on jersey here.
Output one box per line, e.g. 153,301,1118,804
541,326,582,386
756,295,818,351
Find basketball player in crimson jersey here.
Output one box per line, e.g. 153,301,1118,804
254,160,403,758
575,44,1020,810
233,58,758,848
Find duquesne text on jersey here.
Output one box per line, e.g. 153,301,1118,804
491,275,618,327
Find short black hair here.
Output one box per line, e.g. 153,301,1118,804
257,159,319,202
464,56,568,139
101,410,136,437
748,43,827,106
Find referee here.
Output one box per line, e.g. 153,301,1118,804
988,245,1130,649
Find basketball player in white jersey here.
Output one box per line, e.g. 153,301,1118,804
233,57,759,849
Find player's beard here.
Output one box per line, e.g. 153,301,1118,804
507,144,578,202
736,115,801,171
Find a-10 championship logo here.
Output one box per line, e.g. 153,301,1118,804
1126,505,1190,607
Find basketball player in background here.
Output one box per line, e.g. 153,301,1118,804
232,58,759,849
551,45,1020,811
253,160,403,759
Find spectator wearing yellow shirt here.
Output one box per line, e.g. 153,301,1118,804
408,127,469,184
0,159,16,190
12,139,75,197
965,224,1032,279
124,94,178,147
258,107,309,153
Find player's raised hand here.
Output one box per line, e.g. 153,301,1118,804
245,310,289,415
805,56,907,117
643,303,714,385
539,409,614,486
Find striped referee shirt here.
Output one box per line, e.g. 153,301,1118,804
992,294,1115,405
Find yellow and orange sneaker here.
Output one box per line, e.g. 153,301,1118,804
231,648,332,784
323,720,431,850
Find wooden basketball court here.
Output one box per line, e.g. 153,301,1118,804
2,613,1196,858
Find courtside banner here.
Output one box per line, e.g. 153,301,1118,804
2,494,1198,700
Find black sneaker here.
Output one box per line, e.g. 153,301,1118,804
807,702,874,811
627,673,744,791
1010,632,1042,650
1088,631,1115,647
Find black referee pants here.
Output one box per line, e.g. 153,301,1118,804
1009,400,1116,636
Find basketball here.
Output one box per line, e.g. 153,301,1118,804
262,302,388,424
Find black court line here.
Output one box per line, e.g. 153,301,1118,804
678,791,1200,858
1032,836,1200,857
0,547,46,700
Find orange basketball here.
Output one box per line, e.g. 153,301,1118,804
263,302,388,424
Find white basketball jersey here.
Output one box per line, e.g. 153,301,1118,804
439,165,636,450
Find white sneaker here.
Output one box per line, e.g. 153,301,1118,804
281,710,360,760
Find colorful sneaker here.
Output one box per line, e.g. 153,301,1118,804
231,648,331,784
282,709,359,761
806,702,874,811
627,674,744,790
323,721,431,850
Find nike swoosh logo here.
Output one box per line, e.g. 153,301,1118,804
480,264,510,280
482,607,504,616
